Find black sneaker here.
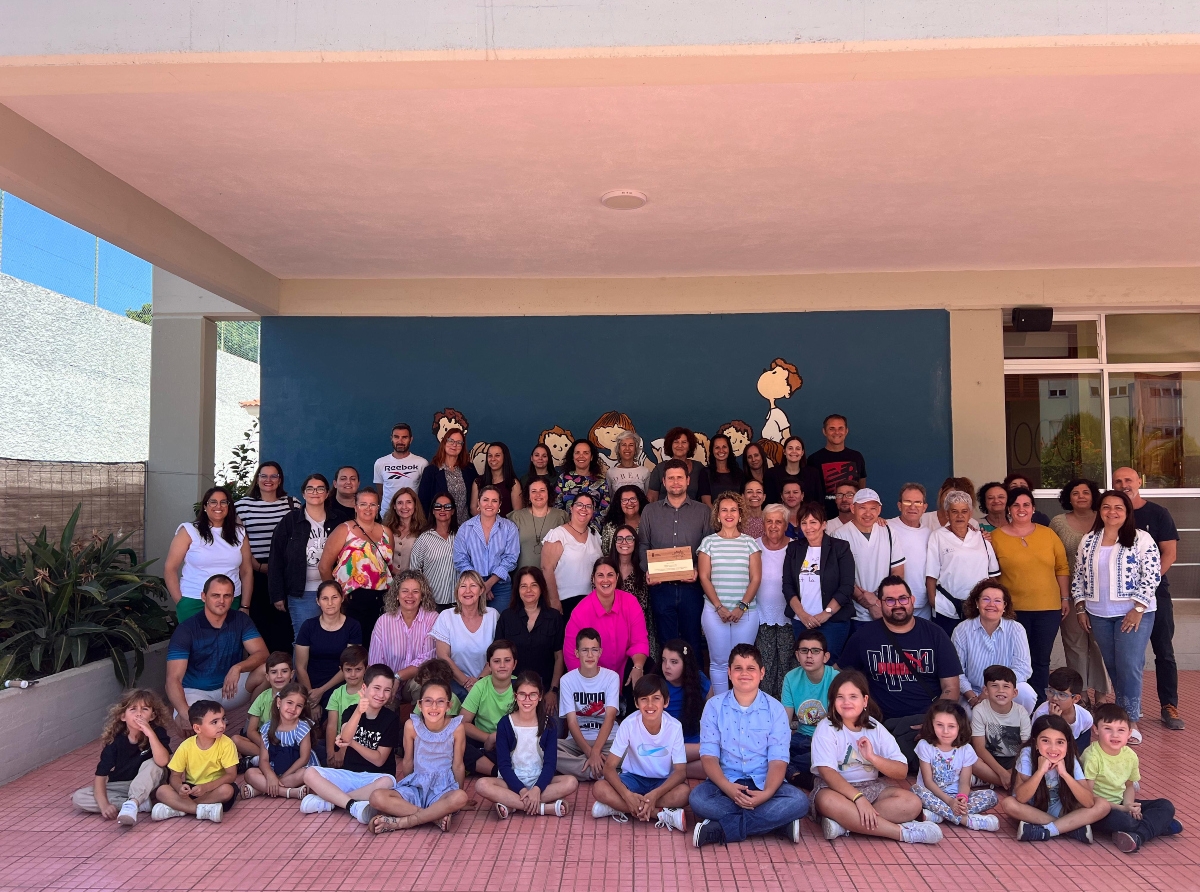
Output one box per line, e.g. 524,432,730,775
1017,821,1050,842
236,755,255,774
692,819,726,848
1113,831,1142,853
775,818,801,843
1063,825,1094,845
1162,705,1186,731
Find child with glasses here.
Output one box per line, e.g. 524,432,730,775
475,671,578,818
781,630,837,788
367,678,469,834
1032,667,1093,751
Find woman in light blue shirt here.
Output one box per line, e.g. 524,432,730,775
452,484,520,613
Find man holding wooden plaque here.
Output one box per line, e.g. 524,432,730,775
638,458,712,657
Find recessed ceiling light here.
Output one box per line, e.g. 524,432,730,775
600,189,647,210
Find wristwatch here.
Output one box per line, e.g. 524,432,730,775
1133,605,1146,614
824,606,834,614
550,685,559,693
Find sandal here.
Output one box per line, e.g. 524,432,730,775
285,785,308,800
240,783,258,800
437,814,452,833
553,800,569,817
495,803,510,821
370,814,406,835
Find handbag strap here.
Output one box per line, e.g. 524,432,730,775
880,622,942,703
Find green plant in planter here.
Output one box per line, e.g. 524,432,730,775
0,506,174,686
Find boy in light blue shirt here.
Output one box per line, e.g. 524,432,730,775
781,630,837,787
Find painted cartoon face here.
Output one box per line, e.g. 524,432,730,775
593,424,626,452
650,438,665,463
470,443,489,475
723,427,750,456
543,433,572,466
757,366,791,400
691,433,709,465
436,417,459,442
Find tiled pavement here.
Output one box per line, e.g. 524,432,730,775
2,673,1197,892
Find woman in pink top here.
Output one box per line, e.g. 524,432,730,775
562,557,649,688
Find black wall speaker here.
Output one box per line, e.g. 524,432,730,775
1011,307,1054,332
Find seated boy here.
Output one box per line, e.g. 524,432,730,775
780,630,837,788
592,674,690,830
325,645,368,767
1032,667,1093,751
461,641,517,777
689,643,810,847
970,664,1031,788
1083,704,1182,853
301,664,400,823
151,700,239,823
233,651,294,761
557,629,620,781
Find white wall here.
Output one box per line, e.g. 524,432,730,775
0,273,258,469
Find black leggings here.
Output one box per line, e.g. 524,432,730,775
343,588,385,643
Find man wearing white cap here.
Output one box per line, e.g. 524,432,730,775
832,489,905,624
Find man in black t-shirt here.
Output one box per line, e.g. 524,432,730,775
839,576,961,771
807,414,867,517
1113,467,1184,731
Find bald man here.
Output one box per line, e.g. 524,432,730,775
1112,467,1183,731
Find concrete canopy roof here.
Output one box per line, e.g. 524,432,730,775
2,7,1200,314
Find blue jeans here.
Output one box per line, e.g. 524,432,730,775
1089,610,1156,722
1015,609,1062,704
791,619,851,665
488,578,512,614
650,582,704,657
689,778,809,842
788,731,814,784
288,591,321,638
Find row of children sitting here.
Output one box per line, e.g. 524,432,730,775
74,628,1180,854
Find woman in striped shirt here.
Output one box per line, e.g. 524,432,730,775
370,570,438,706
237,462,299,653
697,492,762,695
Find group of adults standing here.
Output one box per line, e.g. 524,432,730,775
160,417,1185,744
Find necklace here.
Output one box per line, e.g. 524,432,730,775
532,512,550,546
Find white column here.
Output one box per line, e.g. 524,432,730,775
949,309,1007,489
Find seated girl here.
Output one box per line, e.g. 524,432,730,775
241,683,317,800
658,639,711,779
810,670,941,845
999,713,1111,842
475,670,579,818
71,689,172,826
368,679,470,834
912,701,999,830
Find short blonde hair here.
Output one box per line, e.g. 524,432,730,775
454,570,488,617
710,492,746,533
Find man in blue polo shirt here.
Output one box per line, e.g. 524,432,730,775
165,574,268,737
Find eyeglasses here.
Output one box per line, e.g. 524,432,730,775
515,692,540,701
573,503,593,512
419,698,450,708
614,536,635,544
1045,688,1075,701
432,504,454,511
796,647,826,656
303,486,328,494
900,499,926,507
206,499,230,508
259,473,281,481
882,596,912,606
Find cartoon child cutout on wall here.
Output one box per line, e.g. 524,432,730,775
539,425,574,469
589,411,652,470
433,408,470,443
756,358,802,445
469,442,490,476
717,420,755,458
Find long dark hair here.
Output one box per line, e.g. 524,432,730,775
602,485,648,529
565,439,602,478
708,434,742,477
1092,489,1138,548
423,491,461,534
268,682,308,748
510,669,554,736
483,441,519,489
607,524,646,589
660,638,703,738
1022,714,1081,814
741,442,767,478
916,700,971,748
195,485,241,545
526,444,558,481
781,435,807,470
247,461,289,501
509,567,550,615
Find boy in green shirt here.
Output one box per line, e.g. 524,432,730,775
461,640,516,776
1083,703,1181,853
233,651,294,760
780,630,836,787
325,645,368,768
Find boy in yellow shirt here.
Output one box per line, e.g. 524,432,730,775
1082,704,1181,853
152,700,239,823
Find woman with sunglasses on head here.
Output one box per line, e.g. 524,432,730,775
164,485,254,622
235,462,300,653
418,427,478,526
410,492,462,610
268,473,341,638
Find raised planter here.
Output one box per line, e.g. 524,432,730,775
0,640,169,787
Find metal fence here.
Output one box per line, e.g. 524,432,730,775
0,459,145,557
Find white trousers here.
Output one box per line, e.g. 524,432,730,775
701,603,761,695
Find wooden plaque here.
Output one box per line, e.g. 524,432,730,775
646,546,694,583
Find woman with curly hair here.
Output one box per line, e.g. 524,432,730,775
370,570,440,705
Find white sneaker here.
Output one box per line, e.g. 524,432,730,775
821,817,849,840
655,808,685,832
300,794,333,815
922,809,944,824
151,803,185,821
348,801,375,825
900,821,944,844
117,800,139,826
138,799,152,814
966,813,999,832
591,801,628,822
195,803,222,823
